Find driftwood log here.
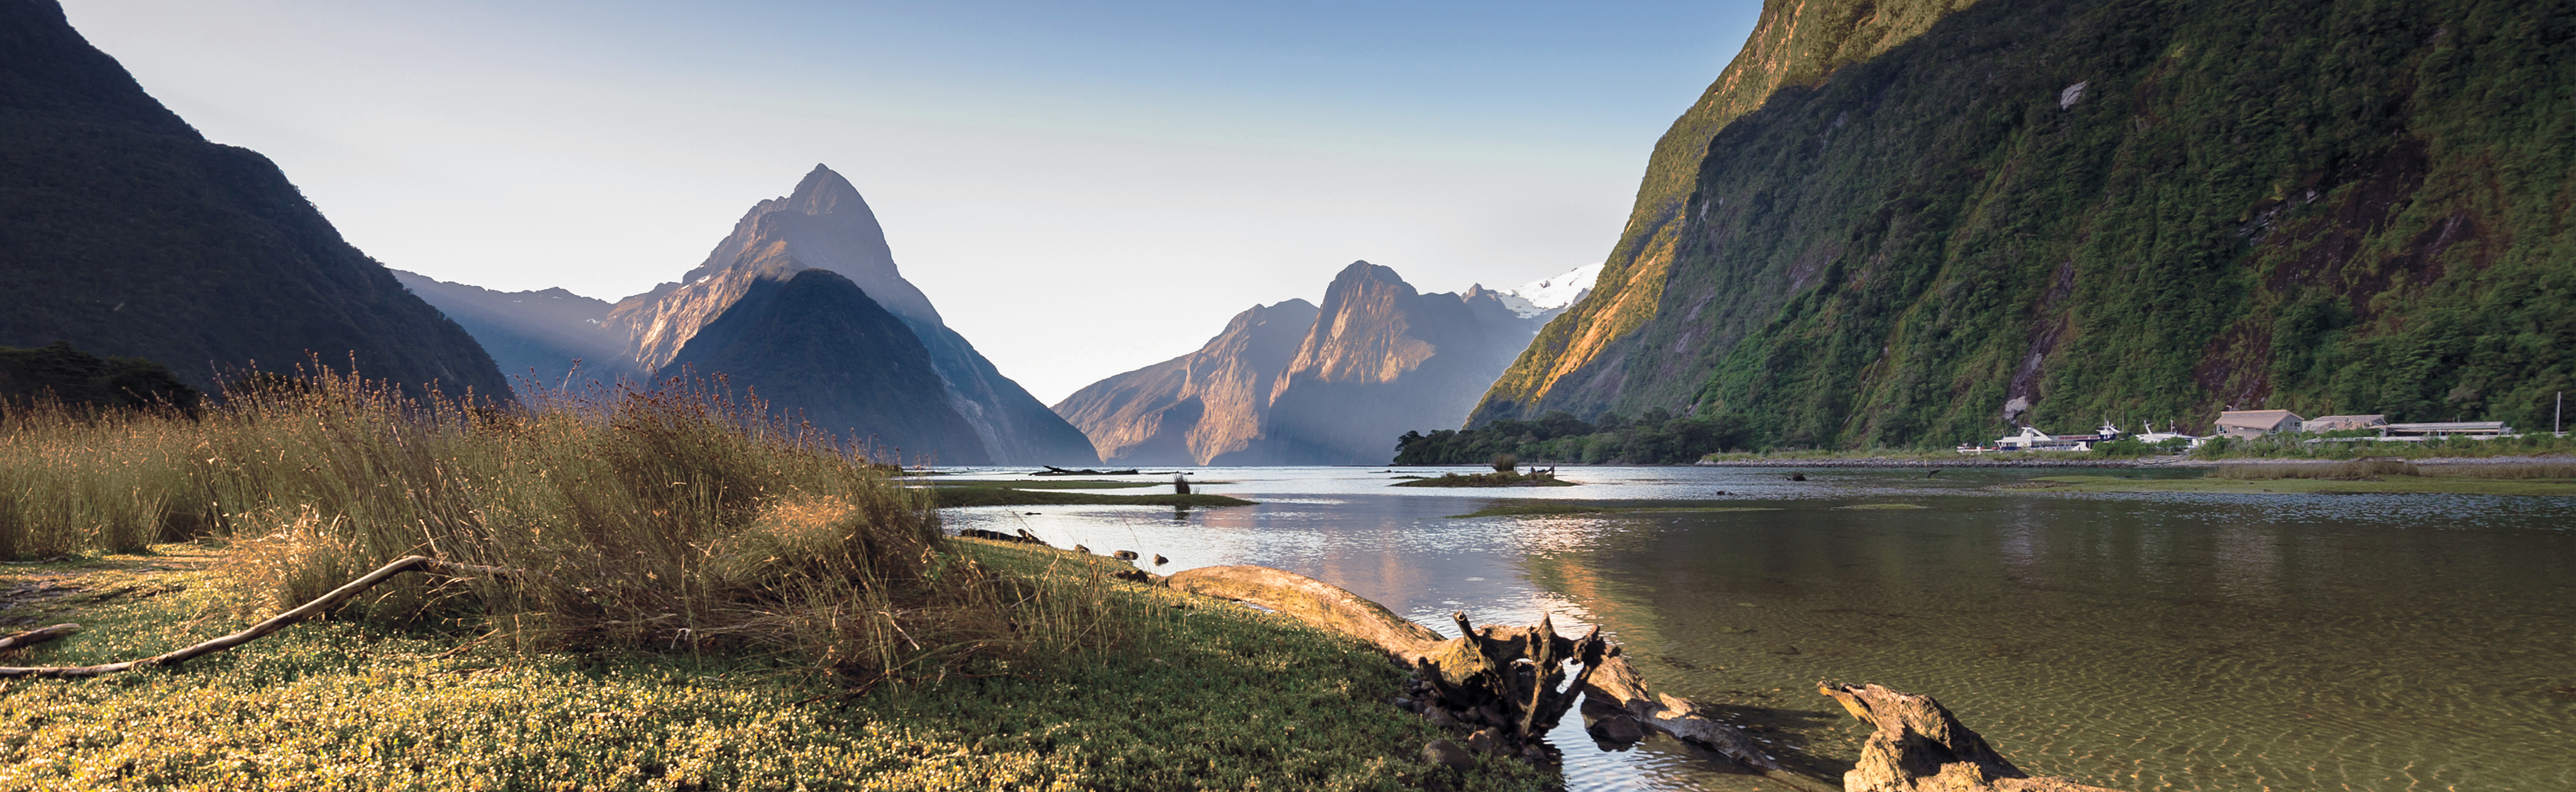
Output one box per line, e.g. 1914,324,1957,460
0,555,521,679
1166,563,1819,781
0,624,81,652
1033,466,1143,476
1820,682,2119,792
1165,565,1443,660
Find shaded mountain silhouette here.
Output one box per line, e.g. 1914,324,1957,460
0,0,509,398
660,269,987,465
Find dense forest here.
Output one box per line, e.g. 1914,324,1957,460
1394,410,1755,465
1474,0,2574,449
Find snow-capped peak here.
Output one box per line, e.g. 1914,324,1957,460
1486,262,1602,319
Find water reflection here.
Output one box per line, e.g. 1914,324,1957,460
936,466,2576,791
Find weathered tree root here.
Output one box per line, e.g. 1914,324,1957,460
1165,564,1829,788
0,555,518,679
1820,681,2121,792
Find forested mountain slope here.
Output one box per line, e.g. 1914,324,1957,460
1474,0,2573,446
1475,0,1985,430
1,0,510,398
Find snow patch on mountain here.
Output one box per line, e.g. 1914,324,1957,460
1483,263,1602,319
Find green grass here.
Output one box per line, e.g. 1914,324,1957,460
0,542,1545,791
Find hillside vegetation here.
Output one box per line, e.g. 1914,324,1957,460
1475,0,2573,449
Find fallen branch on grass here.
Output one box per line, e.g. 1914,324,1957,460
0,556,523,679
0,624,81,652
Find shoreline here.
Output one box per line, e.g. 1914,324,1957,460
1684,452,2576,470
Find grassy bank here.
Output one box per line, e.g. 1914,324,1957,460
0,542,1540,790
0,374,1533,789
2002,468,2576,496
2188,432,2576,461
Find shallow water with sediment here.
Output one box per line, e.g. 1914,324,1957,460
937,465,2576,791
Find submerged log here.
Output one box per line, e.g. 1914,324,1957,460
1819,682,2119,792
1584,654,1780,768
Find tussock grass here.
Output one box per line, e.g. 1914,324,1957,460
0,368,1118,683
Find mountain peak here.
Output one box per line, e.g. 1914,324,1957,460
784,164,866,217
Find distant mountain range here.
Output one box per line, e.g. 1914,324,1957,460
1474,0,2576,445
400,166,1098,466
1052,261,1592,465
1,0,509,399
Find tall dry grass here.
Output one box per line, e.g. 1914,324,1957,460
1,366,1133,682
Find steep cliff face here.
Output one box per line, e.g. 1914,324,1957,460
600,165,1097,464
1474,0,1984,424
659,269,987,464
389,270,634,391
1050,299,1318,466
603,167,941,373
0,0,511,398
1477,0,2575,445
1055,262,1548,465
1263,263,1538,463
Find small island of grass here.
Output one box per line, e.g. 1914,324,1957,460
924,480,1257,507
1392,456,1577,488
1394,471,1577,488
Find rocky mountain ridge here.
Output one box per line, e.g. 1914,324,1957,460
1053,261,1561,465
402,166,1098,464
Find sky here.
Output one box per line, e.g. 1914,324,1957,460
60,0,1763,404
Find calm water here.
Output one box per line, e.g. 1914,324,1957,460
936,466,2576,791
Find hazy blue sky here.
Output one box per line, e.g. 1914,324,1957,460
62,0,1763,403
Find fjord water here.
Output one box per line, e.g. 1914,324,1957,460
938,466,2576,791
